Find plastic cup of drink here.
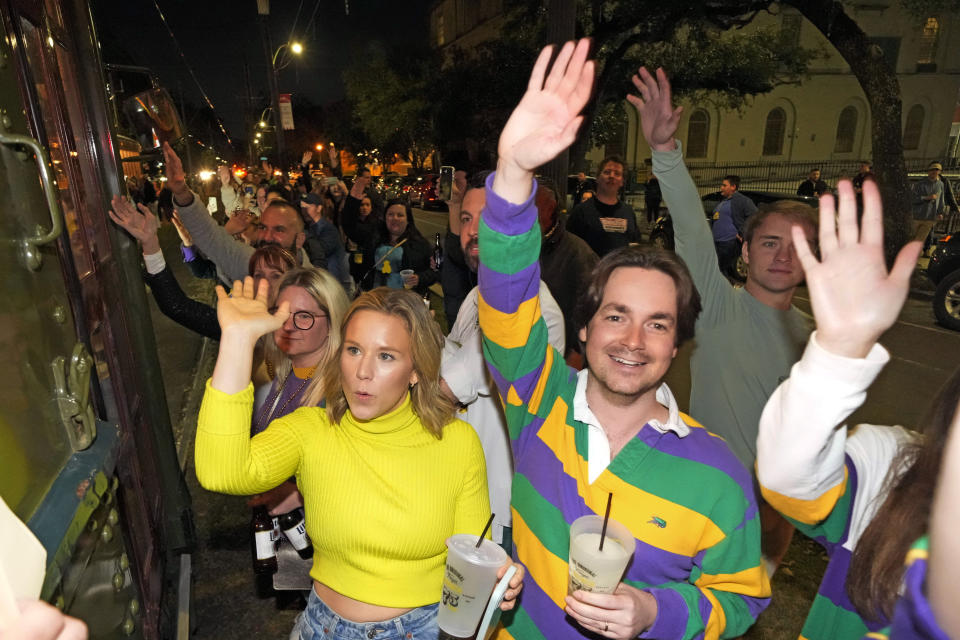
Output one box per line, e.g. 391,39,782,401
400,269,415,288
438,534,507,638
568,515,635,594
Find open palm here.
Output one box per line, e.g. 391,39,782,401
793,180,922,357
215,277,289,339
627,67,683,152
498,39,594,172
108,195,159,252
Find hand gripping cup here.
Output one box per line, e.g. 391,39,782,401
568,514,635,594
438,534,509,639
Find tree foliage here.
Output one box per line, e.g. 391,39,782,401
343,45,438,171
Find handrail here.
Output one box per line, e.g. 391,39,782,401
0,131,63,247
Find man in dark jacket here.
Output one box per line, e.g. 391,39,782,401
536,179,598,365
796,168,829,197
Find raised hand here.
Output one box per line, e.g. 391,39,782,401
162,142,189,200
327,145,339,167
792,179,922,359
301,150,313,166
215,276,289,341
108,195,160,254
350,175,370,200
224,210,252,237
217,166,232,187
627,67,683,152
494,39,594,201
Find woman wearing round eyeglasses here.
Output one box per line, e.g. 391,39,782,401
248,267,350,515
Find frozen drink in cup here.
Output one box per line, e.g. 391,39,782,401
568,514,635,594
438,534,507,638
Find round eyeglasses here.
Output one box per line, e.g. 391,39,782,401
271,308,327,331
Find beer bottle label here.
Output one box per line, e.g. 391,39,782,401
283,522,310,551
254,530,275,560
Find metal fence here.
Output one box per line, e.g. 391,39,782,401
681,158,950,196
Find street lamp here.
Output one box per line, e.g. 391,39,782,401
258,1,304,171
272,41,303,71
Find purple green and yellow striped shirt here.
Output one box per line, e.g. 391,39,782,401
477,174,770,640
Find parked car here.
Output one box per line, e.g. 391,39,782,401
380,174,409,203
410,173,446,210
649,189,818,280
927,231,960,331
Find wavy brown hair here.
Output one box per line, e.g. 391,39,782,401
574,246,702,348
847,364,960,621
322,287,455,437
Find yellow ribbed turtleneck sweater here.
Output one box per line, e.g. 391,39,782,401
195,380,490,607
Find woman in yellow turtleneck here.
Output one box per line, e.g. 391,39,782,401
195,279,523,639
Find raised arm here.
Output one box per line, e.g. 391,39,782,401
163,142,253,282
757,180,922,525
478,40,592,434
629,68,731,307
194,278,304,495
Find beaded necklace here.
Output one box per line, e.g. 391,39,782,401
253,369,314,432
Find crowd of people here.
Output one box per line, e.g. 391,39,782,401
55,39,959,640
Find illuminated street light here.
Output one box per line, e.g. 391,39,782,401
290,42,303,55
198,170,214,181
315,143,324,152
259,121,267,128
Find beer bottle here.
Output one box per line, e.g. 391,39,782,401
433,233,443,270
251,506,278,574
278,508,313,560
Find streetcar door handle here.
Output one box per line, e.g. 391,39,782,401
51,343,97,451
0,132,64,270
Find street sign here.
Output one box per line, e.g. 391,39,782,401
279,93,294,130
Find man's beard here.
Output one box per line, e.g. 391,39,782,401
464,239,479,273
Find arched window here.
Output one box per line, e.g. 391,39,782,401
834,106,858,153
686,109,710,158
762,107,786,156
903,104,925,150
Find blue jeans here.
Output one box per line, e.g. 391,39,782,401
292,588,439,640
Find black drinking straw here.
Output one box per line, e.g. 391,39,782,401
476,512,495,548
598,493,613,551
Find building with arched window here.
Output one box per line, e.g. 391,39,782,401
762,108,787,156
686,109,710,158
429,1,960,177
903,104,927,150
615,4,960,176
834,106,859,153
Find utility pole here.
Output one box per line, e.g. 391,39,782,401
543,0,577,206
257,0,285,170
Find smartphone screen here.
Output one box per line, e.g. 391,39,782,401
438,165,454,201
325,176,339,187
244,185,255,196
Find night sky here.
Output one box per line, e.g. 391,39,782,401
93,0,433,146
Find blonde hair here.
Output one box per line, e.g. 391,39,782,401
322,287,455,438
265,267,350,407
